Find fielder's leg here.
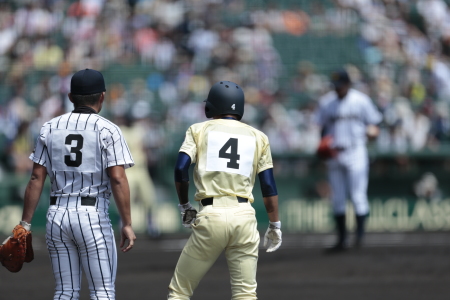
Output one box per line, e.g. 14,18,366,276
327,161,349,250
47,209,82,300
348,159,370,247
128,168,157,234
355,214,368,248
70,209,117,300
333,214,347,249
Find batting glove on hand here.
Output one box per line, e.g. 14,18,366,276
178,202,197,228
264,221,282,252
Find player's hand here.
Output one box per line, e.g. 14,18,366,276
264,221,282,252
366,125,379,140
178,202,197,228
120,225,136,253
182,208,197,228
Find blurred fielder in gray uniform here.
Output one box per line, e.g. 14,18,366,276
315,69,382,251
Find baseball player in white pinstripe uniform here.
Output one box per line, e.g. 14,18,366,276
19,69,136,299
316,69,382,251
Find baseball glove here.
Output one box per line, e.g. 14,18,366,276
0,224,34,273
316,135,338,160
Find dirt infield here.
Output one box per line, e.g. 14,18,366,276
1,232,450,300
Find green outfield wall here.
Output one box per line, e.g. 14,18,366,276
2,151,450,235
1,197,449,235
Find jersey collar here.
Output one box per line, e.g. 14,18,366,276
72,106,98,114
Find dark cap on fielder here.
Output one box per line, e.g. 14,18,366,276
330,68,351,87
71,69,106,95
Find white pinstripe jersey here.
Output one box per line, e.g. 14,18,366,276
30,111,134,201
316,89,382,149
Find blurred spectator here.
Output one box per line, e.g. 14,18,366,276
2,0,450,182
9,121,33,175
414,172,441,201
33,40,64,70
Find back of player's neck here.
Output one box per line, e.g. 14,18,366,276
73,105,98,114
219,114,238,120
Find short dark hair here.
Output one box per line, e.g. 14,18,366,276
71,93,102,107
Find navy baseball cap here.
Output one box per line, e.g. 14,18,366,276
330,69,351,87
70,69,106,95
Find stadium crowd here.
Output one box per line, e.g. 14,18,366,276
335,0,450,153
0,0,450,178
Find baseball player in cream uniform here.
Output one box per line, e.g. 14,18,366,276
20,69,136,299
316,69,382,251
167,81,282,299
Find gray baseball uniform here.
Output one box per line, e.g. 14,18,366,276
316,88,382,216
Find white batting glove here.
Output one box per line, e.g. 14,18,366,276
178,202,197,228
264,221,282,252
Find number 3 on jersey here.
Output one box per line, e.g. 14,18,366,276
52,129,98,172
206,131,256,177
65,134,83,167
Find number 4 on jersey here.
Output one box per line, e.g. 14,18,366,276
219,138,240,169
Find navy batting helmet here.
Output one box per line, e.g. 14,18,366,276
204,81,245,120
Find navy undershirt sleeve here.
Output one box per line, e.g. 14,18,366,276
174,152,192,182
258,168,278,197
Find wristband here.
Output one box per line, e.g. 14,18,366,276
20,220,31,231
178,202,193,213
269,221,281,229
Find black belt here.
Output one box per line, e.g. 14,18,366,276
50,196,96,206
201,196,248,206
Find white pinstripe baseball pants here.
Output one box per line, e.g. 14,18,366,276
46,201,117,300
327,146,370,216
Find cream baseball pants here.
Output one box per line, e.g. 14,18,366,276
168,196,260,300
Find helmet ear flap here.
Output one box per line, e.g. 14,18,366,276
204,101,220,119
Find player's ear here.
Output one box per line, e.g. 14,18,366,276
99,92,105,104
68,93,74,103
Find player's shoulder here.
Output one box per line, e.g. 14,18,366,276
241,122,269,139
231,121,270,145
182,120,209,137
349,88,371,103
318,90,336,104
43,112,71,128
187,120,209,131
50,112,70,122
318,91,338,109
94,115,121,132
